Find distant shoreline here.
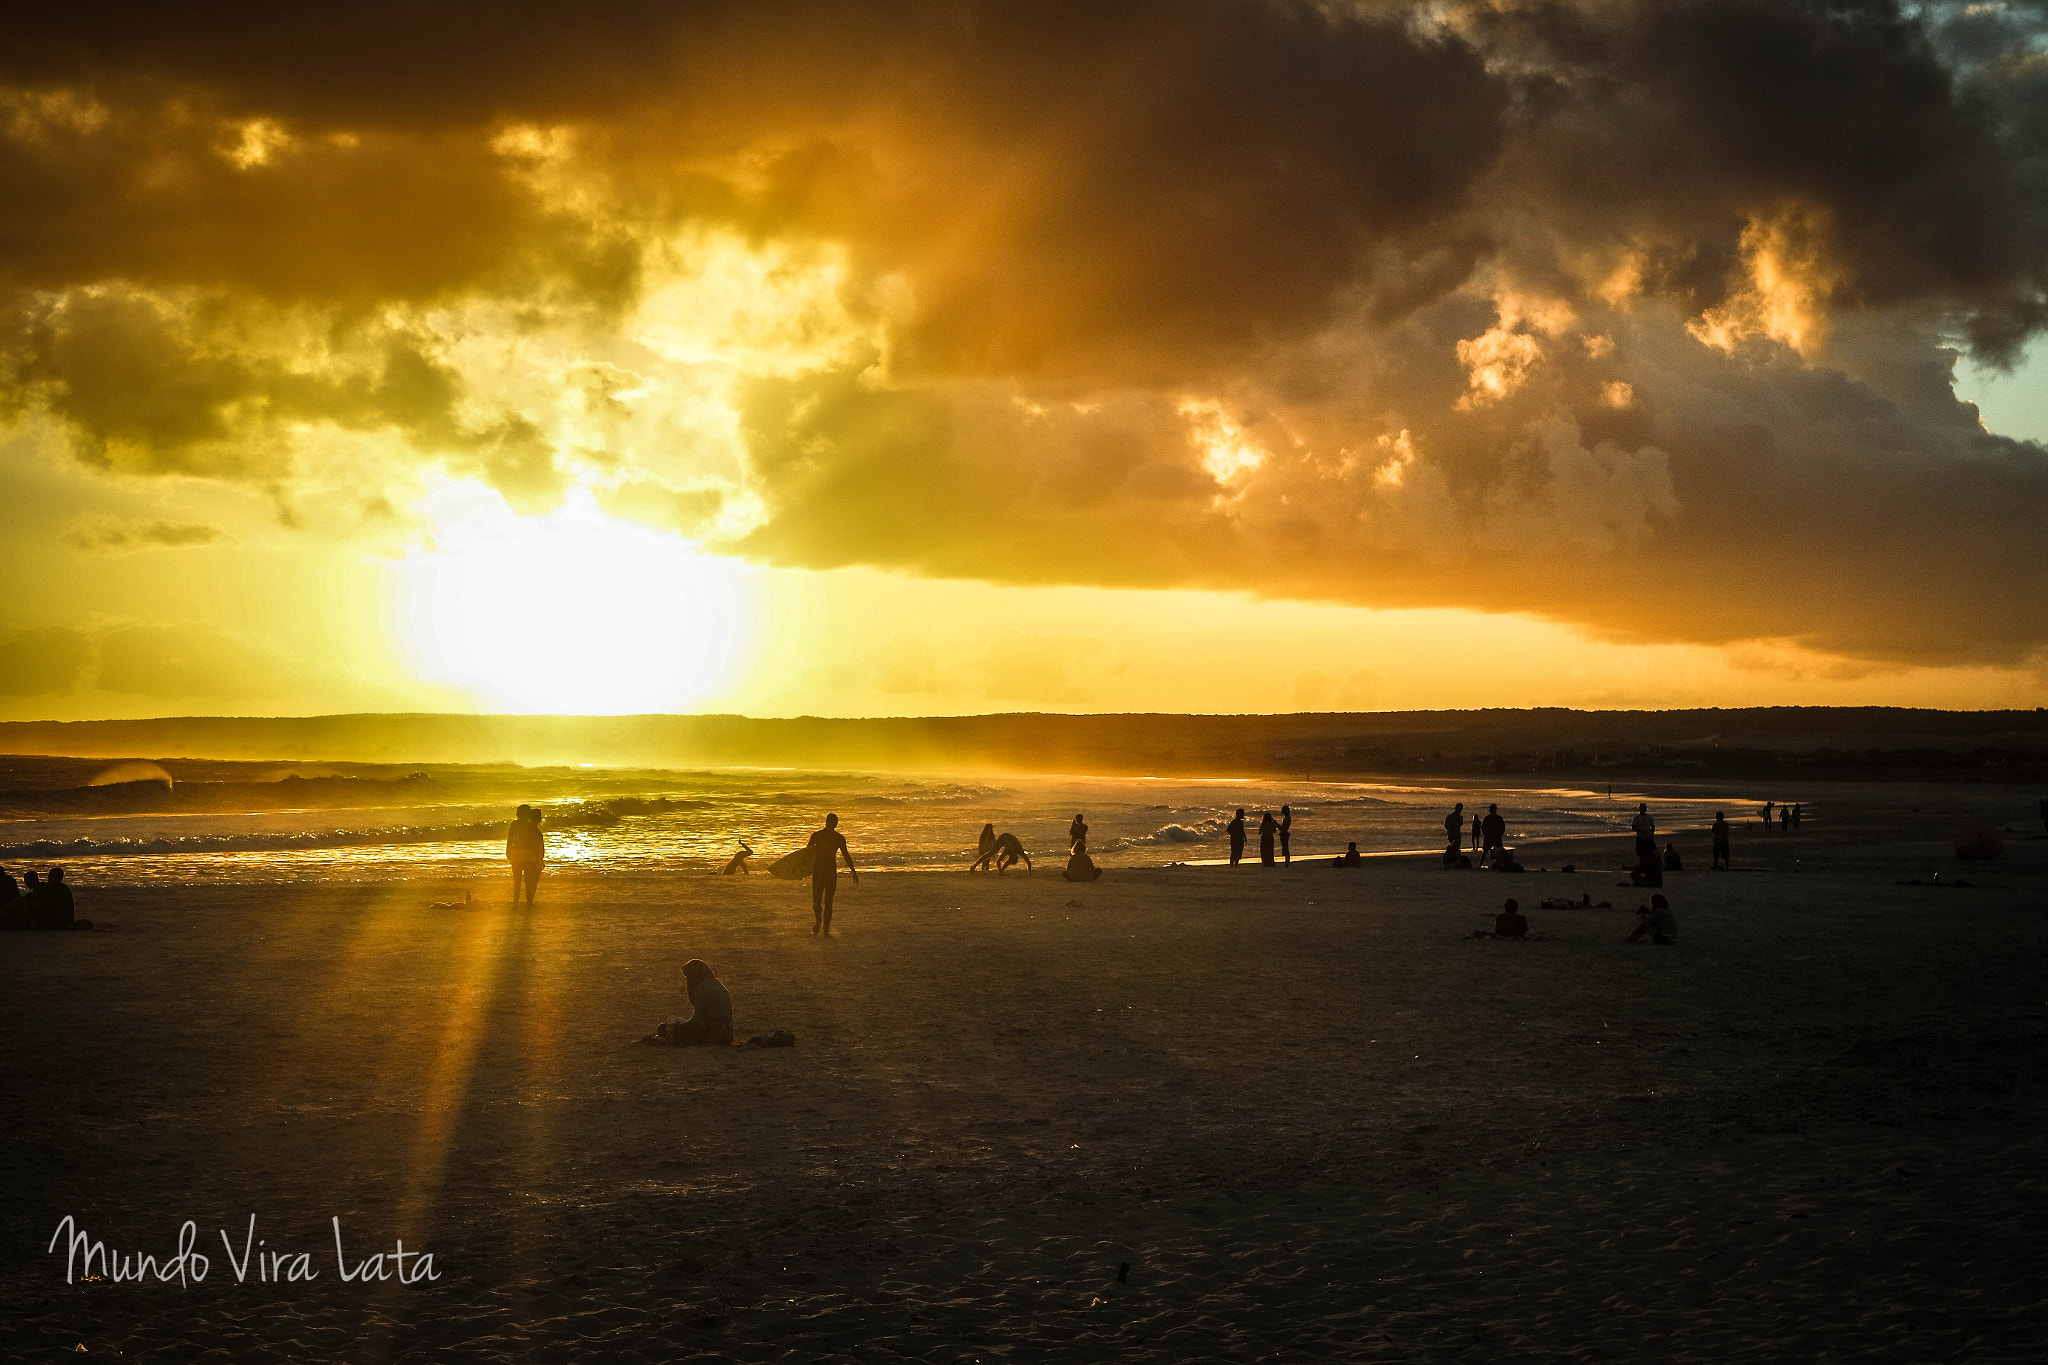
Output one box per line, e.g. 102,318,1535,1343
1,706,2044,783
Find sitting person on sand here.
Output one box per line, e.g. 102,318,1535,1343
638,959,734,1046
7,867,74,930
1626,894,1678,945
718,841,754,875
1662,842,1683,872
1063,849,1102,882
38,867,74,929
1494,898,1528,938
1331,842,1362,867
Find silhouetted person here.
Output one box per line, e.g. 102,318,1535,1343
1761,801,1775,831
19,866,74,930
639,958,734,1046
1444,803,1465,855
2040,799,2048,835
991,832,1030,874
1259,811,1278,866
1069,814,1088,856
0,866,24,929
1332,842,1362,867
1228,809,1247,867
806,813,858,933
976,822,996,870
507,805,545,908
1627,894,1677,945
1482,804,1506,861
1630,802,1656,866
1711,812,1731,870
718,841,754,875
1791,802,1803,830
1279,805,1293,863
1063,847,1102,881
1662,842,1683,871
1471,812,1484,853
1494,898,1528,939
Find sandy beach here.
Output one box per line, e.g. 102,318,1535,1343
3,792,2045,1362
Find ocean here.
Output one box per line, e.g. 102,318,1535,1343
0,760,1756,888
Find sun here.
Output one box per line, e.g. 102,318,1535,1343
390,485,758,714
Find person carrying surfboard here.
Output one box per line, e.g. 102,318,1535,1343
805,813,859,935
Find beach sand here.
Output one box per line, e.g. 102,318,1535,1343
3,805,2045,1361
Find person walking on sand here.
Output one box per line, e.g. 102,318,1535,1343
805,813,859,935
1259,810,1278,866
1069,813,1088,856
1711,811,1731,870
1279,805,1293,863
1761,801,1774,832
1791,802,1802,830
507,805,545,909
1228,809,1247,867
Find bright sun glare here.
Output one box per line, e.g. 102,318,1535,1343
391,486,757,714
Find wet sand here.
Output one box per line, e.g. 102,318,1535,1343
3,811,2045,1362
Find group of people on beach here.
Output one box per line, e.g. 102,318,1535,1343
0,864,78,929
969,814,1103,882
1440,802,1522,871
1760,801,1803,831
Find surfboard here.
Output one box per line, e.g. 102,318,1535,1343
768,847,815,881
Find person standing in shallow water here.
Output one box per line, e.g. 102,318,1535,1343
506,804,545,909
1258,810,1278,866
1279,805,1292,863
1228,809,1247,867
806,813,859,935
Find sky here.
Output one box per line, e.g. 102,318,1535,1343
2,0,2046,720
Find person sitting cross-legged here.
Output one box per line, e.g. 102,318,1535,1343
636,959,734,1046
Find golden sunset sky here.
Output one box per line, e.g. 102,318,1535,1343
2,1,2045,719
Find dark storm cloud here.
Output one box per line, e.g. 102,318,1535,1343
65,516,226,553
1,1,2046,667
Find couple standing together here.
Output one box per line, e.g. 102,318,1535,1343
1227,805,1292,867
